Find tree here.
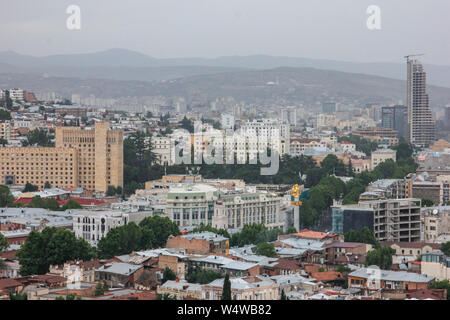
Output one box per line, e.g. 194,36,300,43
344,227,379,248
22,128,54,147
253,242,277,258
106,186,117,197
17,227,96,275
321,154,347,176
0,232,9,252
162,267,176,283
94,282,108,296
440,242,450,256
9,292,27,300
22,183,38,192
97,222,144,259
61,200,82,210
44,182,52,189
221,273,231,300
0,109,11,121
139,216,180,248
0,185,14,207
305,167,326,188
430,280,450,299
186,266,223,284
365,246,395,270
421,198,434,207
180,116,194,133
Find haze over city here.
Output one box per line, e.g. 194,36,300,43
1,0,450,66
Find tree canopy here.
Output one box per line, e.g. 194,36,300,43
17,227,96,275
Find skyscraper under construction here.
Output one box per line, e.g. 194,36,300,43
406,57,435,147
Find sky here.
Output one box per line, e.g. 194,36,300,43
1,0,449,65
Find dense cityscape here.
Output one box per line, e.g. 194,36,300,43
1,1,450,308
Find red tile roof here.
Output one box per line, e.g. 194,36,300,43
0,278,22,290
311,271,344,282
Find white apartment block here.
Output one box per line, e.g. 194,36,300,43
9,88,24,101
73,210,130,246
152,136,174,165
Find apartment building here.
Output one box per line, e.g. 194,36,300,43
332,198,422,242
166,184,218,227
352,127,399,146
0,147,78,189
422,206,450,243
9,88,24,101
0,122,123,192
371,148,397,169
55,122,123,192
212,192,283,230
151,136,173,165
73,210,129,246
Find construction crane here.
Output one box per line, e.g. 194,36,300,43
404,54,425,61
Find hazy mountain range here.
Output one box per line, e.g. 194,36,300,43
1,49,450,108
0,48,450,87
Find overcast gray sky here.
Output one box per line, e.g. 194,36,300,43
1,0,449,65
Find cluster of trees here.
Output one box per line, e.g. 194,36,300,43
16,195,82,211
94,282,109,296
106,185,123,197
298,141,418,228
253,242,277,258
22,128,54,147
338,134,379,156
229,224,286,247
0,185,14,207
123,131,157,195
97,216,180,259
17,216,180,275
17,227,96,275
344,227,378,247
186,266,223,284
0,109,11,121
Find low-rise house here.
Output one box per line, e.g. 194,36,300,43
310,271,345,287
203,276,279,300
166,232,229,255
157,280,203,300
421,252,450,281
270,274,318,293
380,242,441,264
95,262,144,288
49,259,104,283
324,242,371,267
348,268,434,291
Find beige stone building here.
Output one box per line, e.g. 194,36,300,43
0,147,78,189
0,122,123,192
371,148,396,169
55,122,123,192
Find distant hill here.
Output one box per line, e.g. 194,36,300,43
1,49,449,87
1,67,450,108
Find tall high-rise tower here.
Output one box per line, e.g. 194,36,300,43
406,57,435,146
